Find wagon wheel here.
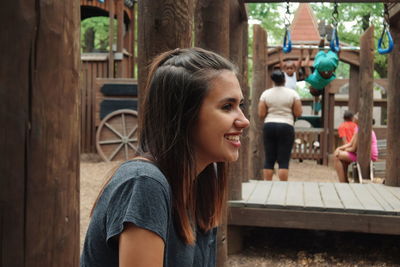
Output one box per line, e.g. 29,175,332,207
96,109,139,162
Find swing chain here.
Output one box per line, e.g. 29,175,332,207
284,1,291,28
332,2,339,28
383,3,390,30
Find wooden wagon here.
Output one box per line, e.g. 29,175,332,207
94,78,139,162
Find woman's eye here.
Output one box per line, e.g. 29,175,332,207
222,104,232,111
239,102,246,111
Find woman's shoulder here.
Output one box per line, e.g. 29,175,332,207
114,160,169,190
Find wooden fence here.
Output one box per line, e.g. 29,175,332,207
292,128,324,163
80,54,109,153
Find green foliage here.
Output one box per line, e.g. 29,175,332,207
247,3,389,80
248,3,292,44
81,17,117,52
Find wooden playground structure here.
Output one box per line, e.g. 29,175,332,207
2,1,400,266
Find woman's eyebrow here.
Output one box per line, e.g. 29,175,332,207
218,97,244,104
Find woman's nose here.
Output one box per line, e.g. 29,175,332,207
235,114,250,129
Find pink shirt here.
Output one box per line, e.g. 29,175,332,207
370,131,378,161
355,127,378,161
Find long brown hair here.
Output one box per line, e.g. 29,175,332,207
137,47,237,244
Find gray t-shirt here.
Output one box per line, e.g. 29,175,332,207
81,160,217,267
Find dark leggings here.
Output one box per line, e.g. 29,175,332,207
263,122,295,169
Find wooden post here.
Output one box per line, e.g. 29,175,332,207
227,0,248,256
109,0,115,78
327,87,335,154
321,85,329,165
228,0,246,201
137,0,193,104
348,64,360,113
116,0,124,77
0,1,80,266
242,20,250,183
195,0,230,58
357,26,374,180
131,5,136,78
249,25,267,180
386,15,400,186
193,1,230,265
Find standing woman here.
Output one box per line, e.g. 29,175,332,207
258,70,302,181
80,47,249,267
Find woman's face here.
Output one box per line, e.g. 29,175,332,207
192,71,250,171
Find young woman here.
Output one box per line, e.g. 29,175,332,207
258,70,303,181
80,47,249,267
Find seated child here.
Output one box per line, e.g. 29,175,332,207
338,110,357,144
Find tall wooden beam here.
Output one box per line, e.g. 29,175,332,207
0,0,80,265
195,0,230,58
226,1,248,256
249,25,267,180
116,0,124,77
241,20,250,183
137,0,193,103
357,26,374,180
194,1,230,266
108,0,115,77
229,0,244,202
386,16,400,186
348,65,360,113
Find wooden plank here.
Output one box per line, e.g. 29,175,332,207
229,207,400,235
319,183,343,211
285,182,304,209
303,182,324,210
387,186,400,201
245,181,272,208
364,184,397,214
266,181,288,208
349,184,385,214
369,184,400,214
334,183,365,213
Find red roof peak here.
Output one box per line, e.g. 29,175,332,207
290,3,321,43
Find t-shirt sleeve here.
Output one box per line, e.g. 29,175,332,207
259,90,266,102
105,176,170,245
292,90,300,101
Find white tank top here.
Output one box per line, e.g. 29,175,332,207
284,72,297,90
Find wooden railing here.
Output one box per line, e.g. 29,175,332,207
292,128,324,162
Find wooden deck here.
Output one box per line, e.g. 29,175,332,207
228,181,400,235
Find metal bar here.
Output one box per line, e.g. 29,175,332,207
267,44,360,51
